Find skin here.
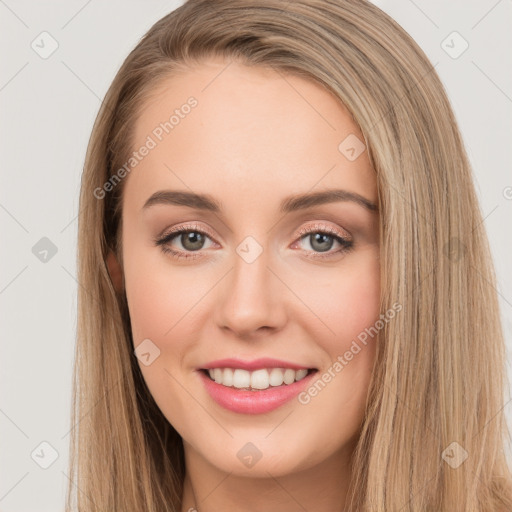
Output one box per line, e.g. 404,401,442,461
107,57,380,512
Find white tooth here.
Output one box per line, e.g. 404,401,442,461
269,368,284,386
233,369,251,388
295,369,308,381
283,368,295,385
212,367,309,388
251,369,270,390
223,368,234,386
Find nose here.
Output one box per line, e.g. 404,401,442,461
214,246,286,339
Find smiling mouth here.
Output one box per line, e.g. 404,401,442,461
201,367,318,391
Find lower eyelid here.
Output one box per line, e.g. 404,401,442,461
156,227,353,258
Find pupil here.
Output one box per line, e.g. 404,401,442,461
310,233,333,252
182,232,204,251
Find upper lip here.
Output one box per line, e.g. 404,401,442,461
200,358,315,371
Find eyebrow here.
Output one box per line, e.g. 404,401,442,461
142,189,378,214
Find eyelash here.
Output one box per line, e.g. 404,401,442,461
153,223,354,261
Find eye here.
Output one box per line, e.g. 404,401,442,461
154,222,354,261
153,223,217,261
292,223,354,260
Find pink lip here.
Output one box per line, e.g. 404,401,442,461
198,368,317,415
200,357,312,371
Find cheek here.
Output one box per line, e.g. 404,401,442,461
123,239,204,349
293,252,380,423
123,252,204,431
334,265,380,340
302,251,381,350
125,271,174,346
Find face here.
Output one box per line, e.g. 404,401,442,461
110,57,380,479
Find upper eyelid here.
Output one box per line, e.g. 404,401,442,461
159,221,350,242
295,223,351,241
159,223,218,243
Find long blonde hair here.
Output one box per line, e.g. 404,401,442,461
67,0,512,510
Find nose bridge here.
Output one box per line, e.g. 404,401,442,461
215,236,283,335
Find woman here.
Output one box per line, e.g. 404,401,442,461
67,0,512,510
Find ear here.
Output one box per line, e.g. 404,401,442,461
106,250,124,293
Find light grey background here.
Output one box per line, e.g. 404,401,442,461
1,1,511,510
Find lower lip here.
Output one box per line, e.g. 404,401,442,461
198,370,316,414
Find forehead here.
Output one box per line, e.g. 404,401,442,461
123,58,376,216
